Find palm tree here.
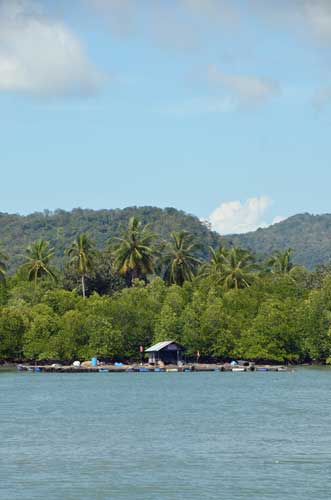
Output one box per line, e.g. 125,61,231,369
23,240,57,287
268,248,298,275
164,231,201,286
114,217,155,286
67,234,96,298
0,247,8,282
199,245,228,279
221,247,256,290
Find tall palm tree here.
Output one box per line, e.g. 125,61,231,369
23,240,57,287
67,234,96,298
268,248,298,275
0,247,8,282
199,245,228,279
221,247,256,290
114,217,155,286
164,231,201,286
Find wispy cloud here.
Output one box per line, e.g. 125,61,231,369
86,1,331,49
313,85,331,110
209,196,284,234
156,96,236,116
0,0,104,97
251,0,331,45
85,0,240,48
207,65,281,106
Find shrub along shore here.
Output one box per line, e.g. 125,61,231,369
1,217,331,364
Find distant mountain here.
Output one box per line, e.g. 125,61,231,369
222,213,331,269
0,206,221,271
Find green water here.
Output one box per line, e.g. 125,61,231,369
1,368,330,499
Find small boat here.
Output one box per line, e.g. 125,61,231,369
34,367,41,373
232,367,245,372
256,367,268,372
98,368,109,373
17,365,27,371
139,367,151,372
166,368,178,372
183,368,191,372
154,367,165,372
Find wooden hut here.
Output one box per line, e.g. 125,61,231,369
145,341,184,365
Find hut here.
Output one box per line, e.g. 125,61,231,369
145,341,184,365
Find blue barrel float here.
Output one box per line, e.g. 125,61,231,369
91,357,98,367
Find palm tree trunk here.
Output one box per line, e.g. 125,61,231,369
81,275,86,298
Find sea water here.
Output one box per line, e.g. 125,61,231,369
1,368,330,500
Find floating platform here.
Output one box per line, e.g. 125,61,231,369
17,363,292,373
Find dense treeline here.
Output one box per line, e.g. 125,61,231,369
1,217,331,363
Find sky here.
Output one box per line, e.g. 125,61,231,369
1,0,331,234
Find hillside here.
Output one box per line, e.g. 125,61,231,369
223,213,331,269
2,209,331,272
0,206,220,271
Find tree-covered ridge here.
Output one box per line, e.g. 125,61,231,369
4,208,331,272
0,206,220,272
224,213,331,269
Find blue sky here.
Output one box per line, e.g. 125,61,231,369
1,0,331,233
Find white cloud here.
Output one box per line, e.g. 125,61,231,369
272,215,285,225
209,196,285,234
207,65,280,105
0,0,103,97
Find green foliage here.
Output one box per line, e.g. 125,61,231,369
23,304,59,360
114,216,156,286
301,276,331,361
22,239,57,287
0,268,330,363
0,305,28,359
221,247,257,290
241,298,304,362
67,234,96,297
0,245,8,282
41,289,81,315
154,284,188,342
163,231,201,286
2,209,331,364
0,207,220,273
223,213,331,270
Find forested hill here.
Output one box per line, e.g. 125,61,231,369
2,208,331,271
0,206,220,271
223,213,331,269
